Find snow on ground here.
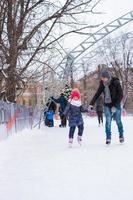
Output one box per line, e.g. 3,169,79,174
0,116,133,200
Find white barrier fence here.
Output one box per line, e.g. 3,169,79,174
0,101,33,140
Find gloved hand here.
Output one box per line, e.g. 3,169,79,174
88,105,93,111
62,114,65,118
111,106,116,113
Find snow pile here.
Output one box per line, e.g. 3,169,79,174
0,116,133,200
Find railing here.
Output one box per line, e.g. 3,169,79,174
0,100,33,140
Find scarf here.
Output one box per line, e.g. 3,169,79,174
103,77,112,104
70,99,81,107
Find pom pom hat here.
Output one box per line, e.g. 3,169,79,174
71,89,81,99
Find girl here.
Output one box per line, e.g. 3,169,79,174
63,89,88,147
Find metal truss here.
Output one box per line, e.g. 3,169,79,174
69,11,133,60
59,11,133,82
71,31,133,79
76,31,133,67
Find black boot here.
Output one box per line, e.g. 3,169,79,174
119,137,124,143
106,138,111,145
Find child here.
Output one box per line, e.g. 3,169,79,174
63,89,88,147
44,98,56,127
45,110,54,127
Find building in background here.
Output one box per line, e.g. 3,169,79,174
17,82,43,109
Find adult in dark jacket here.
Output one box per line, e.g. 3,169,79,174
89,69,124,145
52,93,67,127
46,98,57,113
95,95,104,126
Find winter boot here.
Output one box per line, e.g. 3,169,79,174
106,138,111,145
68,138,73,148
119,137,124,143
77,136,82,145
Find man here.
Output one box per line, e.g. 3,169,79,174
89,69,124,145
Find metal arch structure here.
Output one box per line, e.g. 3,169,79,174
59,11,133,82
74,31,133,73
68,11,133,61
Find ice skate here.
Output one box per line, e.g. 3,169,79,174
119,137,124,144
106,138,111,145
77,136,82,146
68,138,73,148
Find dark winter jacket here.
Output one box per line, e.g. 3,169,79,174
95,96,104,112
53,94,67,113
63,100,88,127
90,77,123,108
46,98,57,113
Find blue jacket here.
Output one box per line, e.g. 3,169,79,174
46,111,54,120
63,100,88,127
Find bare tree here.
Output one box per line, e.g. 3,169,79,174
80,61,90,106
0,0,102,102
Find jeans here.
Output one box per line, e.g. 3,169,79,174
69,124,84,139
104,105,124,139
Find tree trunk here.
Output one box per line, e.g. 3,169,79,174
83,74,88,106
6,66,16,102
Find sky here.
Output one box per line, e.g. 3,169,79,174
97,0,133,23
